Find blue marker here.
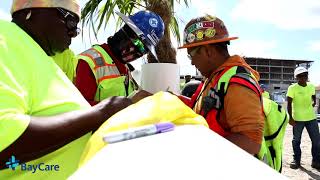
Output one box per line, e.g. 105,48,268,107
103,122,175,144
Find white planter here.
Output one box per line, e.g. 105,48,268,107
141,63,180,94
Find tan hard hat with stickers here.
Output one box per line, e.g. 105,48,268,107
178,15,238,49
11,0,80,19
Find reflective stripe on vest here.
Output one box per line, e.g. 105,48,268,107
78,45,121,83
77,45,136,101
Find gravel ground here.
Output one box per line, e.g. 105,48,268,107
281,122,320,180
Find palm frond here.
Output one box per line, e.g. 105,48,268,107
169,16,181,46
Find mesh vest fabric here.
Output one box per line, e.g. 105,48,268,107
257,97,288,172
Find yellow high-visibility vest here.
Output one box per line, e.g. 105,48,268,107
77,45,137,101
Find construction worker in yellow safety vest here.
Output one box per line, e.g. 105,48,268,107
0,0,132,179
75,11,165,105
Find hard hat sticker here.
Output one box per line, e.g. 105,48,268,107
196,31,204,40
205,28,216,38
186,21,215,34
187,33,196,43
149,18,158,28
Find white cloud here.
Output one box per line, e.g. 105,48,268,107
229,39,278,58
0,9,10,20
308,40,320,52
231,0,320,30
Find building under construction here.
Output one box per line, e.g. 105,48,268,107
244,57,313,92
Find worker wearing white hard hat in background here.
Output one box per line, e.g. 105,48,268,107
287,66,320,170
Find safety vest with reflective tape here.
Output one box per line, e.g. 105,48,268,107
194,66,261,136
257,98,288,172
196,66,287,172
77,45,136,101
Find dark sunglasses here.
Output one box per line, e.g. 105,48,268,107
187,46,202,60
121,28,147,54
57,8,80,37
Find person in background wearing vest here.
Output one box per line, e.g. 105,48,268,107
178,15,264,155
0,0,132,179
75,11,164,105
287,67,320,169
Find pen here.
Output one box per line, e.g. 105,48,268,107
103,122,175,144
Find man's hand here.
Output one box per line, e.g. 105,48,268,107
128,90,153,103
93,96,133,123
289,118,296,126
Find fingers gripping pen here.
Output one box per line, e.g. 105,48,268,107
103,122,175,144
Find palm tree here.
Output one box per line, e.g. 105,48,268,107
81,0,190,63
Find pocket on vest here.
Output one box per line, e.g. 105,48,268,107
96,76,127,100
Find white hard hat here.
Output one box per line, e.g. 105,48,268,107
294,66,308,77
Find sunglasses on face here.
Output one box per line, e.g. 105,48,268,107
121,28,147,54
57,8,80,37
187,46,201,60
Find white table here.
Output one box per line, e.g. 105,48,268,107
70,125,287,180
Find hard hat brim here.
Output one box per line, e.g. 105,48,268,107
294,70,308,77
116,11,158,60
116,11,145,38
178,37,238,49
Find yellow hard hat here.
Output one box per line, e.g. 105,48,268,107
11,0,80,19
178,15,238,49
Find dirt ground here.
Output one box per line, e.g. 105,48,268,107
281,122,320,180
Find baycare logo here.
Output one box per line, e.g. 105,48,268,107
5,155,60,173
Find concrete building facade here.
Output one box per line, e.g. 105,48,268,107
244,57,313,102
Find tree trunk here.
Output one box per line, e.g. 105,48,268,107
145,0,177,63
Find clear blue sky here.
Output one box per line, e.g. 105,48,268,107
1,0,319,85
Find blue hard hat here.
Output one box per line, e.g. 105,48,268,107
116,11,164,60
